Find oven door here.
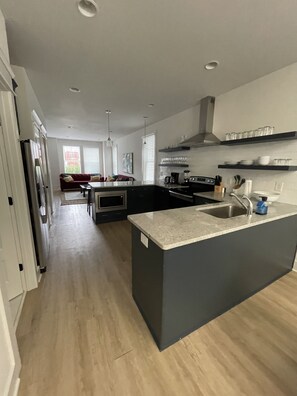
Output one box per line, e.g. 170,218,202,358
169,190,194,208
95,191,127,213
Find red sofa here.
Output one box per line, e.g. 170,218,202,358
59,173,104,191
60,173,135,191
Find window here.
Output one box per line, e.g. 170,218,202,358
83,147,100,173
142,133,155,181
112,145,118,175
63,146,81,173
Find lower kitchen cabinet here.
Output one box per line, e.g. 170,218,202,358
94,210,127,224
131,215,297,350
127,186,155,215
91,185,172,224
155,186,170,210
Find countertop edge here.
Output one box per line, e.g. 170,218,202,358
128,211,297,250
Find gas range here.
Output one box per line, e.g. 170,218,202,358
169,176,217,207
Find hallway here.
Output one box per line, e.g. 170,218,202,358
16,199,297,396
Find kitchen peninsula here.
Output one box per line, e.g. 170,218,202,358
128,202,297,350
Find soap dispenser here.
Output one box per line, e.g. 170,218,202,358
256,196,268,215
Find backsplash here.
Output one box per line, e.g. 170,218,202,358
158,139,297,205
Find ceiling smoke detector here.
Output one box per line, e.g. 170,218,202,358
204,61,219,70
77,0,98,18
69,87,81,93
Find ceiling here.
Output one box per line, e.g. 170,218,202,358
1,0,297,141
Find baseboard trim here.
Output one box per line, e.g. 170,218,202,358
11,377,20,396
13,291,26,331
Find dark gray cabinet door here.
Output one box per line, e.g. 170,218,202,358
155,186,170,210
127,186,155,214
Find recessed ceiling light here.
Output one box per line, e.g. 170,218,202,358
204,61,219,70
77,0,98,18
69,87,80,93
148,103,154,108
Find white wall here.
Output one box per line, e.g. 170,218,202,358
211,62,297,205
115,129,143,180
116,62,297,205
115,105,200,181
0,10,9,61
12,65,46,140
47,137,104,190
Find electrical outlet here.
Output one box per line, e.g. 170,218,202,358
274,181,284,193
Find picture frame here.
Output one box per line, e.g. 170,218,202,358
122,152,133,174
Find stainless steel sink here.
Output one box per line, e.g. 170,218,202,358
200,205,247,219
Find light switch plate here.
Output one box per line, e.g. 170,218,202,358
274,181,284,193
141,233,149,248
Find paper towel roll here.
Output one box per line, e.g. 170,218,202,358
244,179,253,197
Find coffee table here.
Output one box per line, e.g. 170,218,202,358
80,184,91,197
80,184,92,215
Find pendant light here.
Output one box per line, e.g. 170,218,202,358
143,116,148,145
106,110,113,147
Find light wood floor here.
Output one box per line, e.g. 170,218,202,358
16,197,297,396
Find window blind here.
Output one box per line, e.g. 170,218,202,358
83,147,100,173
112,145,118,175
142,133,156,181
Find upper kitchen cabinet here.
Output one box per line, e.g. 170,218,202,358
13,65,46,140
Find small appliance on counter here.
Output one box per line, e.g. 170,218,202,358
164,176,171,184
183,170,191,184
170,172,180,184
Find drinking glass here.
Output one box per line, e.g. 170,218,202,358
258,127,264,136
225,133,231,141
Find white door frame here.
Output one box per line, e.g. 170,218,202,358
0,246,21,396
0,126,24,298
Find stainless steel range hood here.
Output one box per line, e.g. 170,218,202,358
181,96,220,147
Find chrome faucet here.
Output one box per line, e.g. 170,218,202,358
230,192,253,216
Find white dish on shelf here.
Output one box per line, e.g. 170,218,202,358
252,190,280,202
240,160,254,166
224,161,238,165
257,156,270,165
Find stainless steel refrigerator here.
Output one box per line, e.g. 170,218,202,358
21,139,49,272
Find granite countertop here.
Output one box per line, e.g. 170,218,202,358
88,181,189,189
128,200,297,250
89,181,155,188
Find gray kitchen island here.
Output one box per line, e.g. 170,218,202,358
128,201,297,350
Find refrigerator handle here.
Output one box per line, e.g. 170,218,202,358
35,158,48,224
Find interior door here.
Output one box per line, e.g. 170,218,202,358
0,127,23,300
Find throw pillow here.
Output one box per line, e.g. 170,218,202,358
90,175,101,182
64,175,74,182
